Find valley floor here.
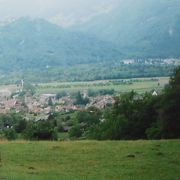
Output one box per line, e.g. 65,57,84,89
0,140,179,180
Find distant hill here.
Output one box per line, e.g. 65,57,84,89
74,0,180,58
0,0,180,83
0,18,121,72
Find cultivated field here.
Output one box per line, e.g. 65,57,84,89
0,140,179,180
0,77,169,95
36,77,169,94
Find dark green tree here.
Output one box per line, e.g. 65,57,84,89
15,119,27,133
3,128,17,140
159,66,180,138
74,91,89,105
23,121,58,140
69,125,82,138
48,97,53,106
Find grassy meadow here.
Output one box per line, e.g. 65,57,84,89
36,77,169,94
0,140,180,180
0,77,169,95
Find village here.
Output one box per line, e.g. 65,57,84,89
122,58,180,65
0,80,115,118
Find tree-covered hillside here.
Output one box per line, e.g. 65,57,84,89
0,0,180,83
0,18,121,72
75,0,180,58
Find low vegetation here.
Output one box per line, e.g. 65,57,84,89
36,77,169,94
0,140,180,180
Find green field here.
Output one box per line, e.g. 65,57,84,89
0,140,180,180
36,77,169,94
0,77,169,95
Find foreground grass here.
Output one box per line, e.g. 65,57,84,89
0,140,179,180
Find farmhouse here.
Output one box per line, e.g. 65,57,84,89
152,91,158,96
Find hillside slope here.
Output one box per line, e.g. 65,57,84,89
74,0,180,58
0,18,121,72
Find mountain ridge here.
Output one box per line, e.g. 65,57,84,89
73,0,180,58
0,17,121,72
0,1,180,82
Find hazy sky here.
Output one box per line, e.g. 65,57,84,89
0,0,117,26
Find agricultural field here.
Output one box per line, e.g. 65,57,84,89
0,77,169,96
0,140,179,180
35,77,169,95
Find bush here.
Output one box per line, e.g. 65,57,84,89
23,121,58,140
69,125,82,138
3,128,17,140
15,119,27,133
146,126,161,140
74,91,89,105
56,91,67,99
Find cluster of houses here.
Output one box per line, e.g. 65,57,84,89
0,89,115,115
0,98,24,114
122,58,180,65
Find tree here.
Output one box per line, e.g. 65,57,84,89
48,97,53,106
69,125,82,138
23,82,36,95
3,128,17,140
159,66,180,138
15,119,27,133
88,91,160,140
56,91,67,99
69,107,101,139
74,91,89,105
23,121,58,140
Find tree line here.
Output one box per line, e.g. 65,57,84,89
0,66,179,140
69,66,180,140
87,66,180,140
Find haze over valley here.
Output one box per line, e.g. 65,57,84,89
0,0,179,83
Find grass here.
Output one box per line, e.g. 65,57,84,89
36,77,169,94
58,132,69,141
0,77,169,95
0,140,180,180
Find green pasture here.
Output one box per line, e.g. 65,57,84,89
0,77,169,95
0,140,179,180
36,77,169,94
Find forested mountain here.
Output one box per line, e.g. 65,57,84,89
0,18,121,72
0,0,180,83
74,0,180,58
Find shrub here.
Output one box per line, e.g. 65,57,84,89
69,125,82,138
15,119,27,133
4,128,17,140
146,126,161,140
23,121,58,140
